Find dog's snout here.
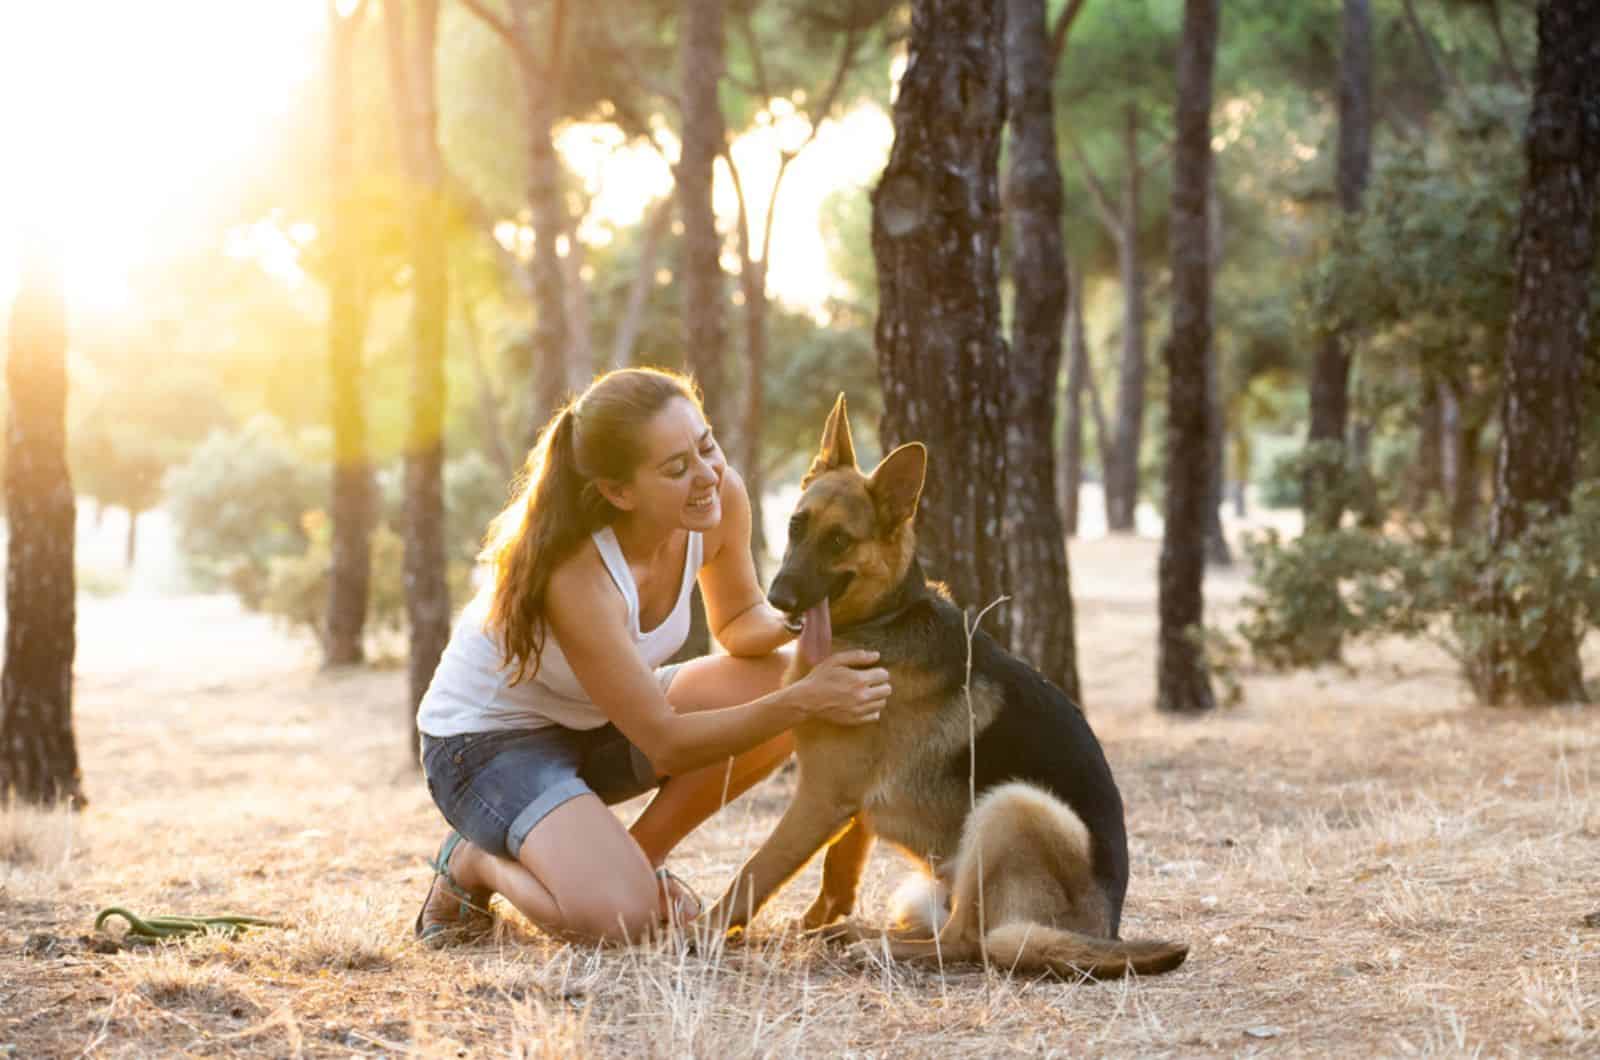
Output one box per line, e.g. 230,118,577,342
768,579,799,615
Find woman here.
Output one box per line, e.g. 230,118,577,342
414,367,890,945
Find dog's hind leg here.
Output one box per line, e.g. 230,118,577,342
800,817,875,930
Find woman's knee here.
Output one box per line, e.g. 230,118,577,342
560,874,660,941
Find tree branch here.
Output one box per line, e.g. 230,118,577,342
1048,0,1091,73
1400,0,1464,98
1483,0,1527,92
1063,130,1125,243
456,0,521,54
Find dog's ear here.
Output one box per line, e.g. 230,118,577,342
801,392,857,488
868,443,926,529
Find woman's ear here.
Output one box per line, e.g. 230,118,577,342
593,478,634,512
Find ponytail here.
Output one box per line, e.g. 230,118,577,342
484,406,591,686
481,367,702,685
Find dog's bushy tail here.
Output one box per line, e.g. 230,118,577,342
982,923,1189,979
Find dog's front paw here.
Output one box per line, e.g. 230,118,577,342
799,896,847,933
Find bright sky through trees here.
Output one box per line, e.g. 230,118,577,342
0,1,891,324
0,1,327,313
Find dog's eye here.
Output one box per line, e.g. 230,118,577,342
825,529,852,554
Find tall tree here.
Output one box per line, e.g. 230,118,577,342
1066,108,1153,534
874,0,1011,638
1058,269,1088,538
678,0,731,438
1003,0,1080,701
1302,0,1373,533
384,0,453,737
1156,0,1221,716
1475,0,1598,706
1105,104,1150,534
325,0,377,667
1,233,83,806
457,0,576,437
723,5,873,566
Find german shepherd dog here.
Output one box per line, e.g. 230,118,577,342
703,396,1188,979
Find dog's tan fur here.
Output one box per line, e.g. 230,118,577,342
704,397,1187,979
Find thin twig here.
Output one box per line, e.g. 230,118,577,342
963,595,1010,972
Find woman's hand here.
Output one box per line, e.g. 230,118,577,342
789,649,892,726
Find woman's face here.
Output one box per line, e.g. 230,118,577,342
613,396,725,532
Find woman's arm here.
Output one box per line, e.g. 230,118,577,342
545,546,886,776
698,467,794,657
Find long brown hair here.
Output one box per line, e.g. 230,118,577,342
482,367,702,684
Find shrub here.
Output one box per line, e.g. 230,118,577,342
1235,483,1600,703
163,419,326,606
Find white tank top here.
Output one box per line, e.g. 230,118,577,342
416,526,703,736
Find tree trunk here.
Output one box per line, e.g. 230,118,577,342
1414,376,1444,513
677,0,731,440
1003,0,1079,701
1205,341,1232,567
384,0,453,746
673,0,730,659
611,198,673,368
1059,269,1088,537
1106,103,1146,534
1474,0,1598,707
737,255,770,567
1156,0,1221,716
2,234,83,807
563,233,592,384
517,0,573,437
326,0,376,668
125,509,139,571
1303,0,1372,533
874,0,1011,643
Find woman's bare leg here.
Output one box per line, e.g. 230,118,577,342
424,648,796,942
440,795,668,943
628,649,795,865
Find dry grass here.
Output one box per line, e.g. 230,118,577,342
3,536,1598,1057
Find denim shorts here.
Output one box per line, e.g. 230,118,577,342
422,722,666,860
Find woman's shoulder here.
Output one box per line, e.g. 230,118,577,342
547,534,629,622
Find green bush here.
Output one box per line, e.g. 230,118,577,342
163,418,327,606
167,417,506,637
1235,484,1600,702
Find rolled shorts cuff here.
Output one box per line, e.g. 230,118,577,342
506,776,592,858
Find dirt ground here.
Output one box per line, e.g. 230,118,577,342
3,534,1597,1058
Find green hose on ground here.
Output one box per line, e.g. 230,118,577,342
94,906,285,941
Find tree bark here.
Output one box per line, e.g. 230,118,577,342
326,0,376,668
1059,269,1088,537
1205,341,1232,567
384,0,453,744
672,0,730,658
1106,103,1147,534
2,234,83,807
1003,0,1079,701
611,197,673,368
1303,0,1372,533
1475,0,1598,707
677,0,731,441
874,0,1011,643
517,0,574,436
1156,0,1221,716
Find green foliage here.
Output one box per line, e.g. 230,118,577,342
168,417,501,635
258,521,411,646
163,419,328,607
1235,485,1600,702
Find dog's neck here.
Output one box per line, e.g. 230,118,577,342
837,557,931,634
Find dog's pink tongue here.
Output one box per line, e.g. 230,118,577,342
798,599,832,667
